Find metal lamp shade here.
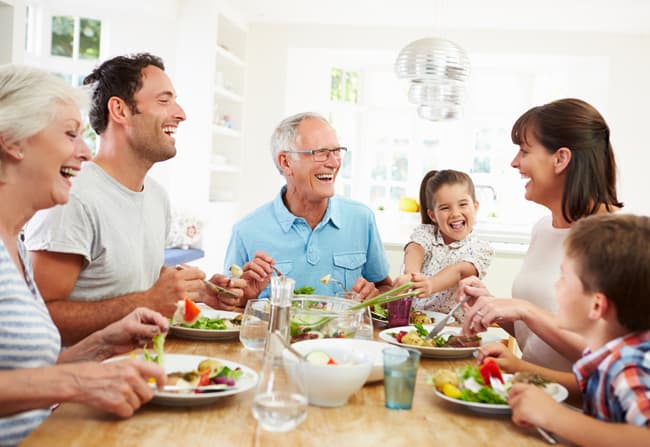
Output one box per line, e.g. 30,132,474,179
395,37,470,121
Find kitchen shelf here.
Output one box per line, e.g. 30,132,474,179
216,45,245,67
214,86,243,103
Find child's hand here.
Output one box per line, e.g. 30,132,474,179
508,383,557,429
409,272,435,297
476,341,523,373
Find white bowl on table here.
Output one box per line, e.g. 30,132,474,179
292,338,389,383
284,340,372,407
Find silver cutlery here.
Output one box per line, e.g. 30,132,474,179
424,295,470,340
157,384,233,393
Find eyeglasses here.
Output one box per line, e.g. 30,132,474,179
283,147,348,162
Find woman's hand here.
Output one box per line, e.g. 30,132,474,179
453,276,491,306
462,297,528,336
66,359,165,418
97,308,169,358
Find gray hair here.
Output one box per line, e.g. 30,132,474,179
270,112,330,174
0,64,88,151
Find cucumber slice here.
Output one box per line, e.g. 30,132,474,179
305,350,332,365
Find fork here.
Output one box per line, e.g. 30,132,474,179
424,295,470,340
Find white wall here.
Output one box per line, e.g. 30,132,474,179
242,24,650,220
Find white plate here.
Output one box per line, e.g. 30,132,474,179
292,338,392,383
378,325,508,359
169,304,241,341
371,310,455,329
107,354,258,407
434,375,569,415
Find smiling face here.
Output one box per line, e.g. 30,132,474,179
555,255,593,335
22,101,91,209
125,65,186,163
427,182,478,244
510,131,564,208
281,117,341,204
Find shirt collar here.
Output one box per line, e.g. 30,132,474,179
431,227,469,249
573,330,650,392
272,186,340,232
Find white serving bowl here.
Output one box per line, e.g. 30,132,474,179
284,341,372,407
292,338,390,383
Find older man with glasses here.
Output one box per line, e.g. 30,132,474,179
220,112,392,309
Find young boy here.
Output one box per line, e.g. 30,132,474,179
507,214,650,446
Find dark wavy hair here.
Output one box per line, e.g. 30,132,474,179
511,98,623,223
419,169,476,225
83,53,164,134
565,214,650,331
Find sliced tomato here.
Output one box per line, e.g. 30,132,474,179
327,357,337,365
198,369,211,387
184,297,201,323
480,358,504,385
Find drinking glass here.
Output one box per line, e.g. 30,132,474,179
387,296,413,328
252,356,308,432
337,290,373,340
240,299,270,351
383,346,420,409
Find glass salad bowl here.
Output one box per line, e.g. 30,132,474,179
290,295,368,343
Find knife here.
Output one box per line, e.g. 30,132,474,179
424,295,470,340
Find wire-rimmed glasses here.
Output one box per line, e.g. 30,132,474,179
283,147,348,162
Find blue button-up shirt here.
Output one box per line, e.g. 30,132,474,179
224,187,390,297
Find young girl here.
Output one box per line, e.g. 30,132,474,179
393,169,494,322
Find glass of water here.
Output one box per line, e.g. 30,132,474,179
383,346,420,409
239,299,270,351
252,334,308,432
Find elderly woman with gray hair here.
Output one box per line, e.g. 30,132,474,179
222,112,392,308
0,64,167,447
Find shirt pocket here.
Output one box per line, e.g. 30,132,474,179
333,251,367,289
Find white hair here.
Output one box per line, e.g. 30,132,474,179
0,64,88,150
270,112,330,174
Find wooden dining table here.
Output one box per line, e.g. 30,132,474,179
21,329,569,447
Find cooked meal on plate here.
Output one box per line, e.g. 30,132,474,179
387,324,481,348
166,358,243,391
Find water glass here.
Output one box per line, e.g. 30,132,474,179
337,290,374,340
240,299,270,351
383,346,420,410
387,296,413,328
252,350,308,432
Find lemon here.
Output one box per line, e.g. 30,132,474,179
442,383,462,399
398,197,419,213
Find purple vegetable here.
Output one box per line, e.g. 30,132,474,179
212,376,235,386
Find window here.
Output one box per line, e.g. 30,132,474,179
24,5,104,153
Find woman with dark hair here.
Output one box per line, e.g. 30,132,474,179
459,98,622,373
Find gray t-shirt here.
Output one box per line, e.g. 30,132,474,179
25,162,170,302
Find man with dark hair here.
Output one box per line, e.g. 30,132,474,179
25,53,243,345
